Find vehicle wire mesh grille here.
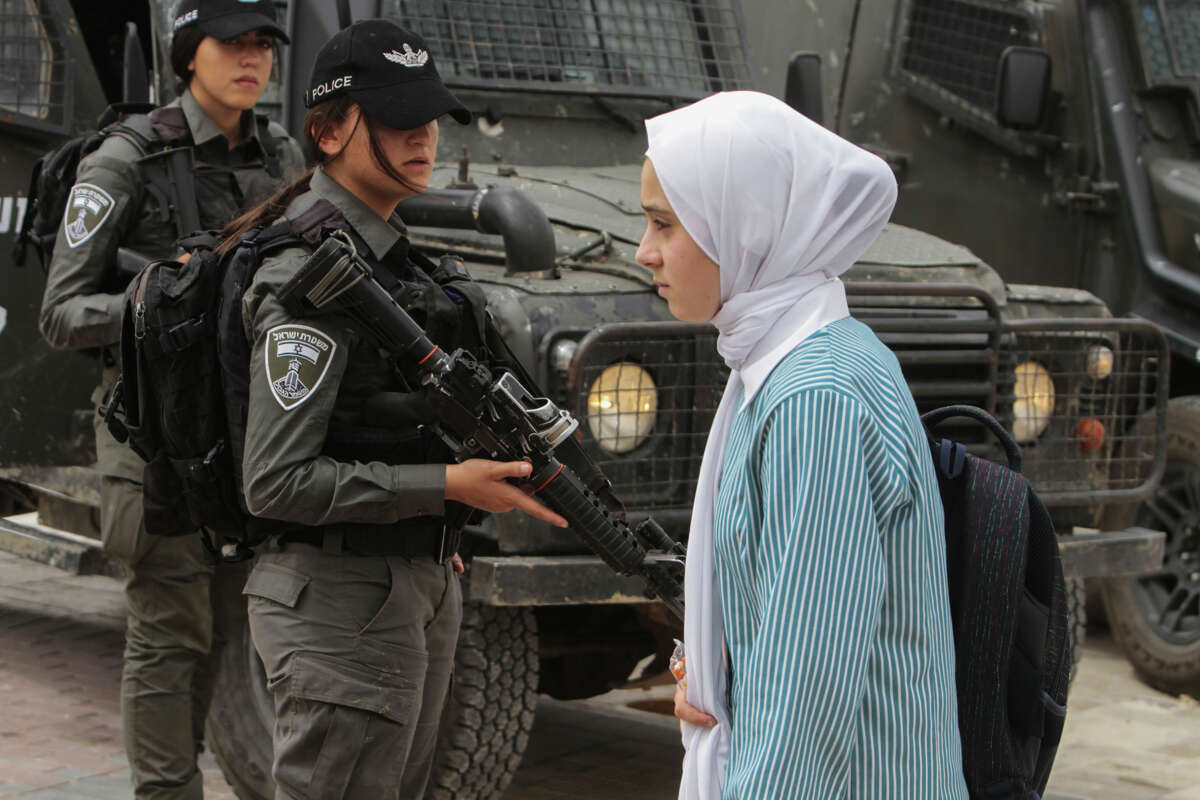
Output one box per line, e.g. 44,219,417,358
994,321,1168,504
569,323,724,520
899,0,1036,111
381,0,751,97
0,0,68,130
566,312,1167,515
1135,0,1200,83
849,284,1001,453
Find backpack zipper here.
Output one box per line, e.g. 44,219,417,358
133,266,153,340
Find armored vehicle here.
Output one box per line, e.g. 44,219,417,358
810,0,1200,695
0,0,1170,796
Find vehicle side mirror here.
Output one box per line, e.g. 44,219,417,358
122,22,149,104
995,46,1052,130
784,52,823,127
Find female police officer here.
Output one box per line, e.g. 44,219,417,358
37,2,304,797
223,20,567,799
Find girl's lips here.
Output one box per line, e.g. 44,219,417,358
234,77,259,87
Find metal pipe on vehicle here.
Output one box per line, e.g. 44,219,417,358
398,187,558,276
1086,0,1200,308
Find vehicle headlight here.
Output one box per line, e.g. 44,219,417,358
586,362,658,454
1012,361,1056,443
1086,345,1114,380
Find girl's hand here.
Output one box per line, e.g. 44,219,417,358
674,679,717,729
445,460,568,528
451,553,465,574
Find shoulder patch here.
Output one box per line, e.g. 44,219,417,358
63,183,115,248
264,324,337,410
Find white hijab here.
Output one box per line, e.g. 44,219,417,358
645,91,897,799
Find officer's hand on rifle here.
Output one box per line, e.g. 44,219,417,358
445,459,568,528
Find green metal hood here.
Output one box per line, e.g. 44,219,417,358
410,162,1009,302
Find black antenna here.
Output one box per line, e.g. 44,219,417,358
338,0,353,28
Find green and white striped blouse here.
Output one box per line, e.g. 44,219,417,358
713,316,969,799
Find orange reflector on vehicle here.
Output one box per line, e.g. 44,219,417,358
1077,418,1106,453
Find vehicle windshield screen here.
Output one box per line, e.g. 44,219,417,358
0,0,58,123
379,0,750,98
1135,0,1200,84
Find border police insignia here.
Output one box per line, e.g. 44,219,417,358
265,324,336,410
383,44,429,67
63,183,115,248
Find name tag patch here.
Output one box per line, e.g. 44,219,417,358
63,183,115,249
265,324,337,410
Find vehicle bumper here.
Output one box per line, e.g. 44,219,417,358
467,527,1166,606
0,515,1165,595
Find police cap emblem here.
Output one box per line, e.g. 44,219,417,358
265,324,337,410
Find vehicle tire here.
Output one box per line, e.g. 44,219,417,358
204,605,273,800
1066,577,1086,682
425,604,540,800
205,602,539,800
1100,397,1200,696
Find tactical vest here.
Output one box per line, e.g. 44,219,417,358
268,199,486,541
138,105,284,233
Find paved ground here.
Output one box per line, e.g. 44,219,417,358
1,549,1199,799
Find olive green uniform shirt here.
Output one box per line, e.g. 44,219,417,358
39,90,305,481
240,167,446,527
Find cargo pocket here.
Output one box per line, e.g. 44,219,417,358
243,561,310,608
275,650,427,800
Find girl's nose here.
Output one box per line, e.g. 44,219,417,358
635,242,658,271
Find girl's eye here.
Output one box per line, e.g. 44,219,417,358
653,218,669,230
258,39,274,49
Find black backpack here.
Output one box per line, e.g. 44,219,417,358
13,103,163,272
112,221,302,559
922,405,1071,799
13,103,284,277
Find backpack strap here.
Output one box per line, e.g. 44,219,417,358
289,198,346,247
922,404,1023,473
12,157,42,267
254,114,283,180
105,105,189,158
254,219,306,256
147,106,192,147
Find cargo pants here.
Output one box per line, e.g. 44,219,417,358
245,542,462,800
100,476,244,800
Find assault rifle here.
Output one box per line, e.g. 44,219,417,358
279,231,686,620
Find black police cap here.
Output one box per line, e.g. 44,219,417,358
172,0,289,44
305,20,471,131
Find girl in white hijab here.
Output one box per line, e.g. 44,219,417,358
637,91,968,798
